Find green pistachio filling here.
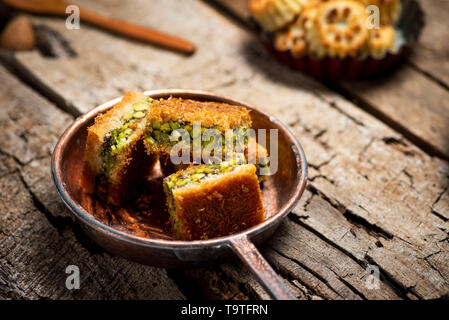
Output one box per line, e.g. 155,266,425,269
165,160,241,190
163,160,242,219
100,98,153,180
145,121,250,152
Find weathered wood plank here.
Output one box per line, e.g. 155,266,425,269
338,65,449,160
1,0,448,299
0,65,185,299
211,0,449,87
10,0,249,114
408,0,449,87
211,0,449,160
210,0,250,21
212,64,449,298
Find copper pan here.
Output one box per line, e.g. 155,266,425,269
51,90,308,300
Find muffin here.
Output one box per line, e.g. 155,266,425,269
357,0,402,25
308,0,370,58
275,1,325,56
251,0,422,79
369,25,395,57
274,22,308,57
249,0,305,32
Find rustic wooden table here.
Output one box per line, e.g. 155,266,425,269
0,0,448,300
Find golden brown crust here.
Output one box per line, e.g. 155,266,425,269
274,0,324,56
88,92,148,139
357,0,402,25
312,0,370,58
144,97,252,158
147,97,251,130
170,164,265,240
275,22,308,57
369,25,395,57
84,91,150,176
81,91,154,205
249,0,304,32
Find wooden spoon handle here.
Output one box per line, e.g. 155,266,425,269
79,8,196,54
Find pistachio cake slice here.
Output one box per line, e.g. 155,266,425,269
161,136,270,182
144,97,251,158
81,92,156,205
163,161,265,240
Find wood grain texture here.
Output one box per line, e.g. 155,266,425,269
0,0,448,300
211,0,449,160
408,0,449,87
212,0,449,87
0,65,185,299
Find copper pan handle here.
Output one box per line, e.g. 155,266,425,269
229,235,297,300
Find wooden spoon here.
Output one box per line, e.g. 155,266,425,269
3,0,196,54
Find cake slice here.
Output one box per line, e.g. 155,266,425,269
145,97,252,175
81,92,156,205
163,161,266,240
159,136,270,182
144,97,252,158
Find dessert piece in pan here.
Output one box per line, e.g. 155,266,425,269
144,97,251,161
158,134,270,183
81,92,156,205
163,161,266,240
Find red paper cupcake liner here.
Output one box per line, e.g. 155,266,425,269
255,0,424,81
263,41,409,80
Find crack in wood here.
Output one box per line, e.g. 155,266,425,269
407,61,449,92
268,245,345,299
325,99,366,128
326,82,449,161
274,262,326,300
166,267,250,300
3,148,108,260
1,0,448,300
308,155,336,172
431,186,449,222
17,171,73,234
325,266,367,300
307,185,394,240
423,256,448,283
287,213,369,270
363,254,421,300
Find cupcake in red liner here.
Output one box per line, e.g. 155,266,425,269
250,0,424,80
